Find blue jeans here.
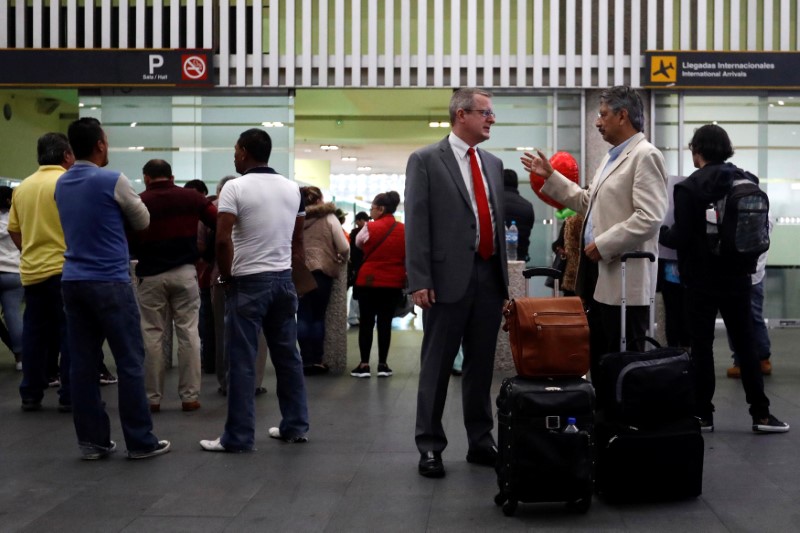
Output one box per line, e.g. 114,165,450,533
0,271,24,355
296,270,333,366
729,279,771,363
62,281,160,455
222,271,308,451
19,275,70,406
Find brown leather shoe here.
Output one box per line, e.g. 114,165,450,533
761,359,772,375
182,401,201,412
726,364,741,379
149,404,160,413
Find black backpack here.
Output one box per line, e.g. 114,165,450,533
705,169,769,273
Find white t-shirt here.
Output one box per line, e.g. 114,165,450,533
217,169,303,276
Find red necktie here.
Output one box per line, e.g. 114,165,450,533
467,147,494,260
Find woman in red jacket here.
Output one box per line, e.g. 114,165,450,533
351,191,406,378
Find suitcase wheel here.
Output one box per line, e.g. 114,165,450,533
502,499,518,517
566,493,592,514
493,492,507,507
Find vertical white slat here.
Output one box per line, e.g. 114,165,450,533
747,0,757,49
170,0,180,47
84,0,94,48
482,0,493,87
614,0,624,85
565,0,576,87
400,0,410,86
779,0,792,51
516,0,527,87
730,0,740,50
598,0,608,87
302,0,312,86
219,0,229,86
500,0,510,86
335,0,345,86
549,0,560,87
697,0,707,49
269,0,280,86
433,0,443,86
153,0,163,48
67,0,77,47
0,0,7,47
51,0,61,47
662,0,673,50
351,0,361,87
582,0,592,87
367,0,378,86
33,0,42,47
286,0,296,86
416,0,427,87
630,0,640,87
679,0,690,49
186,0,196,47
236,0,247,86
253,0,263,86
466,0,477,87
384,0,394,87
15,0,25,47
318,0,328,86
136,0,145,48
714,0,724,50
450,0,461,87
118,0,128,48
203,0,213,48
763,0,773,50
102,0,111,48
646,0,657,50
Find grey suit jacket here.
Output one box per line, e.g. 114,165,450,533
404,136,509,303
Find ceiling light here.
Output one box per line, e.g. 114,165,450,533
357,166,372,171
341,156,358,162
130,122,137,127
778,100,785,106
429,121,449,128
262,121,285,128
321,145,340,151
515,146,534,151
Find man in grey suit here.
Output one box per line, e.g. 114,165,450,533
522,86,668,388
405,88,509,478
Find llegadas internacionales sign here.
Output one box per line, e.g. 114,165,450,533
644,51,800,90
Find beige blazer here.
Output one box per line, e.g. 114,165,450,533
542,132,668,306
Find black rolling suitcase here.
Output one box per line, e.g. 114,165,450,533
494,376,595,516
594,252,703,502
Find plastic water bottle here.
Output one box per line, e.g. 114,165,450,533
563,417,579,434
506,220,519,260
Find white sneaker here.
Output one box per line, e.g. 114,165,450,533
199,437,226,452
268,427,308,443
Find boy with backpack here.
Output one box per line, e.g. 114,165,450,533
659,124,788,434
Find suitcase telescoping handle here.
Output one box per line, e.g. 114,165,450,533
620,251,656,351
522,267,563,297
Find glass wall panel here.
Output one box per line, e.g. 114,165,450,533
78,93,295,192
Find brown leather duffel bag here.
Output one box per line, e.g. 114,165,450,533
502,295,590,378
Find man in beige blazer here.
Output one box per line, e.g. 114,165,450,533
522,86,668,385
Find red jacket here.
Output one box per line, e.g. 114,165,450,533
355,215,406,289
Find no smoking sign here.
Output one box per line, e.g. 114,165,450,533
182,55,208,81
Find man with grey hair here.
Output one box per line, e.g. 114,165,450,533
522,86,668,387
405,87,509,477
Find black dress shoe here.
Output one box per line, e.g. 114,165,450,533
466,445,498,467
418,451,445,478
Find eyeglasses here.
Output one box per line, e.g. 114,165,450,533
464,108,496,118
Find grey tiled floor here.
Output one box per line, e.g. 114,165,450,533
1,321,799,532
